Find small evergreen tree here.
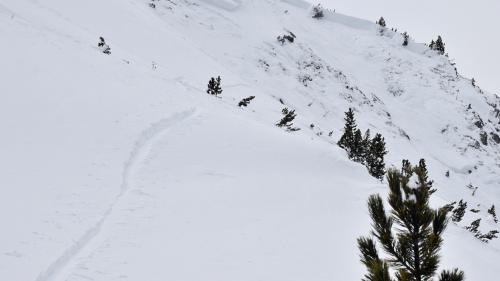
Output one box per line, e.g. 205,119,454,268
97,37,111,55
238,96,255,107
430,36,445,55
451,200,467,222
312,4,324,19
338,108,358,158
277,32,296,45
466,218,481,234
358,166,465,281
353,129,364,162
429,40,436,50
402,32,409,46
366,133,387,180
479,230,499,242
361,129,371,162
377,17,386,27
418,159,436,194
439,269,465,281
207,76,223,97
488,205,498,223
401,159,412,177
276,108,300,131
480,132,488,146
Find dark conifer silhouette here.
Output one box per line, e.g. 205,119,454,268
207,76,223,97
418,159,436,194
238,96,255,107
98,37,111,55
430,36,445,55
402,32,409,46
452,200,467,222
377,17,386,27
366,133,387,180
338,108,357,155
312,4,324,19
276,108,300,131
488,205,498,223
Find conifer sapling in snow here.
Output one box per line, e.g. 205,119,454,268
366,133,387,180
238,96,255,107
401,159,412,177
466,218,481,234
357,165,465,281
452,200,467,222
353,129,364,162
418,159,436,194
402,32,410,46
377,17,386,27
276,108,300,131
429,40,435,50
277,31,296,45
361,129,371,162
338,108,362,160
312,4,324,19
207,76,223,97
430,36,445,55
98,37,111,55
488,205,498,223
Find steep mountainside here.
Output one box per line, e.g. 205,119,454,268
0,0,498,280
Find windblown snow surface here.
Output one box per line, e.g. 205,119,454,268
1,0,499,280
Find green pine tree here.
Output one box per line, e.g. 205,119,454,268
451,200,467,222
207,76,223,96
276,108,300,131
439,269,465,281
402,32,410,46
431,36,445,55
358,166,465,281
338,108,358,158
401,159,412,177
366,133,387,180
429,40,435,50
417,159,436,194
353,129,364,162
361,129,372,163
377,17,386,27
488,205,498,223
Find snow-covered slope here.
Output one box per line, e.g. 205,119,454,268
1,0,498,280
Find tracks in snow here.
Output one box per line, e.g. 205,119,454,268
35,108,197,281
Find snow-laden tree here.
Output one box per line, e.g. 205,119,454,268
358,166,465,281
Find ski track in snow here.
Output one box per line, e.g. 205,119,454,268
34,108,197,281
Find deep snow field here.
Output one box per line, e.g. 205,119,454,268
0,0,499,280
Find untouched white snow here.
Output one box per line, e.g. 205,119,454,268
1,0,499,280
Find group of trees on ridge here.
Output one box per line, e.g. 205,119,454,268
338,108,387,180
